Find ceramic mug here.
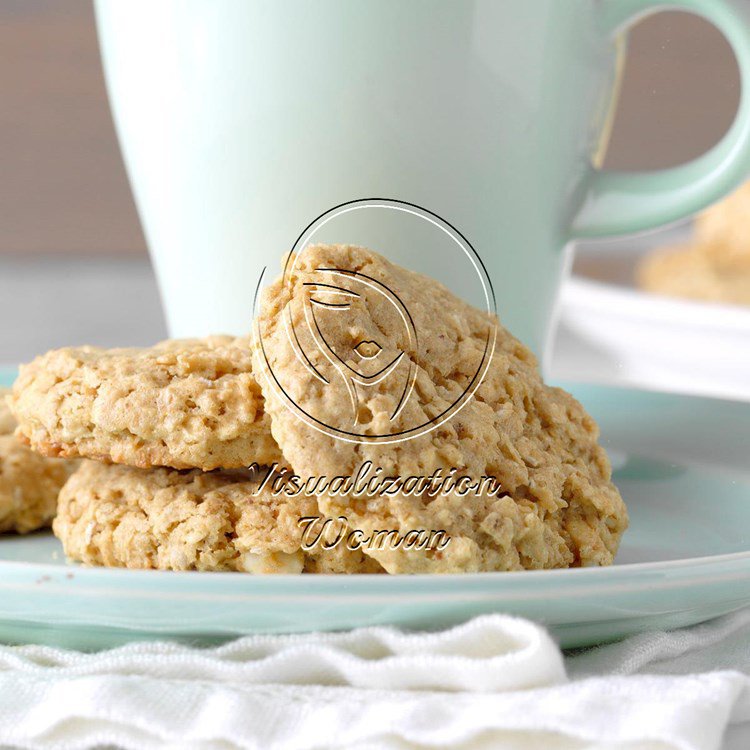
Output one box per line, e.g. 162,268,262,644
95,0,750,362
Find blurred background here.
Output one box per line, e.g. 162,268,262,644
0,0,742,360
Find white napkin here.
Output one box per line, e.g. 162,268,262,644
0,612,748,750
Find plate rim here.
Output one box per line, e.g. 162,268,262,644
564,275,750,330
0,537,748,591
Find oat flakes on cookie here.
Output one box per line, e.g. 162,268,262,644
54,460,382,574
252,244,628,574
9,336,282,471
0,387,77,534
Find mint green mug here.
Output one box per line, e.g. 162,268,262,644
95,0,750,359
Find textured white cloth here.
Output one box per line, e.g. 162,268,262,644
0,611,748,750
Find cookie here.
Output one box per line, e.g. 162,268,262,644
9,336,282,471
54,461,383,574
252,244,628,573
695,181,750,272
637,244,750,306
0,388,78,534
0,388,15,435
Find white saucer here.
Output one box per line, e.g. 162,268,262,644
551,228,750,403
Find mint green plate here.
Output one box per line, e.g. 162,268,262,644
1,368,748,649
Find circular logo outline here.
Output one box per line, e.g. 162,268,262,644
253,198,497,445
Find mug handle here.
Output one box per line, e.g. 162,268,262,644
571,0,750,238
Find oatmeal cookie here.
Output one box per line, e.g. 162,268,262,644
54,461,383,574
0,387,15,435
637,244,750,306
695,181,750,272
252,244,628,573
0,388,77,534
9,336,282,471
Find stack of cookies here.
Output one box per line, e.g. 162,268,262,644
638,180,750,306
7,338,380,573
6,244,628,574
